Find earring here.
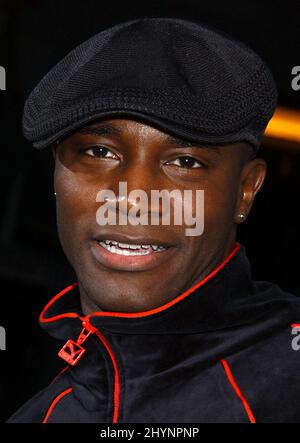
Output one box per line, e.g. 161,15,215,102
238,213,245,220
54,192,57,196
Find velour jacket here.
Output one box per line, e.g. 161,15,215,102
7,242,300,423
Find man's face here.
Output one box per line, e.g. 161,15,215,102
53,117,265,314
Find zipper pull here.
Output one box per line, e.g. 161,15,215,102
58,319,96,366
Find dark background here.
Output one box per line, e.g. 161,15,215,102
0,0,299,422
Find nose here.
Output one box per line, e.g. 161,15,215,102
104,159,164,219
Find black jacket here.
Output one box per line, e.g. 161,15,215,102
7,243,300,423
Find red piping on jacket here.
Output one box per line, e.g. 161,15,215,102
94,330,120,423
49,366,70,386
220,358,256,423
42,387,73,423
39,283,82,324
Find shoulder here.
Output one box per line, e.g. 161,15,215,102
6,370,72,423
226,321,300,422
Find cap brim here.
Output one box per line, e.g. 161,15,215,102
32,109,258,151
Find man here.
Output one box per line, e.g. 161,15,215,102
7,17,300,423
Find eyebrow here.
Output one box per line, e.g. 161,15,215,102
78,122,221,152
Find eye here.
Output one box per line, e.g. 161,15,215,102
166,156,203,169
83,145,118,159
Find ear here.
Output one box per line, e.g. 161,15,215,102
234,157,267,224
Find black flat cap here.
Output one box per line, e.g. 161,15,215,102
23,17,278,151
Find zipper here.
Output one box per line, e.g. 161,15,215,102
58,319,97,366
57,317,120,422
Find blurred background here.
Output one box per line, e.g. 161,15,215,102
0,0,299,422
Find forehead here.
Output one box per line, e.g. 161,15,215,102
74,117,223,152
77,117,195,146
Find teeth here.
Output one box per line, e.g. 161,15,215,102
129,244,140,250
99,240,166,255
118,242,130,248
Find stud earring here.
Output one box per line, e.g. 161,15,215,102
238,213,245,220
54,192,57,196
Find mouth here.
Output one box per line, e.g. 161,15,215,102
98,239,167,255
90,235,176,272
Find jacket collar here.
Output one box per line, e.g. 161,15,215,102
38,242,272,337
39,241,299,343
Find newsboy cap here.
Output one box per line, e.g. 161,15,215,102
23,17,278,151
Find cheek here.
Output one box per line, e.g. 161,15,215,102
205,187,236,220
54,166,101,253
200,180,238,240
177,183,234,248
